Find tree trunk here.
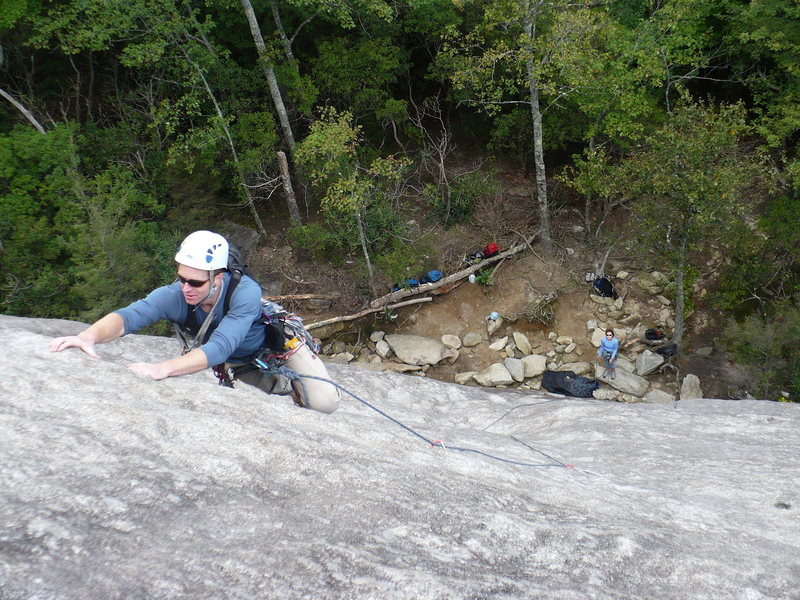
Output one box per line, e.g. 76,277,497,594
0,87,46,134
672,232,688,350
356,207,377,296
306,298,432,331
239,0,296,156
268,0,296,66
277,151,302,225
524,9,553,255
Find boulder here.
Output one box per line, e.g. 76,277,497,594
504,358,525,382
441,334,462,350
446,348,460,364
513,332,532,355
462,332,483,347
521,355,548,378
556,362,593,376
375,339,392,359
592,388,618,401
590,294,616,306
595,365,649,397
473,363,515,387
384,334,452,366
635,350,665,376
681,374,703,400
487,317,504,336
454,371,477,385
370,330,385,343
489,336,508,351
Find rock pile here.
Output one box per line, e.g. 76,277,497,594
320,270,707,402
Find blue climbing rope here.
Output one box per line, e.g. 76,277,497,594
253,361,578,471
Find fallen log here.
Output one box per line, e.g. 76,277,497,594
306,297,432,331
369,234,537,308
265,293,339,302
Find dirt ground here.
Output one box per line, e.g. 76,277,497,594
245,190,752,400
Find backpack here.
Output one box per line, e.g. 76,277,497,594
645,328,665,341
420,270,443,284
655,343,677,357
483,242,499,258
392,277,421,292
593,277,618,299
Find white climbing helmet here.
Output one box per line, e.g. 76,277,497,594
175,230,229,270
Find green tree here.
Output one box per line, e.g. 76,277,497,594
296,108,409,294
722,302,800,400
715,0,800,191
613,97,770,349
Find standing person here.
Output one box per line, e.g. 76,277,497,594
49,230,339,413
598,328,620,380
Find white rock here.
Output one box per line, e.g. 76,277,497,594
489,337,508,351
455,371,477,385
635,350,665,376
513,332,532,355
441,334,462,349
521,355,548,378
556,362,593,376
384,334,451,366
462,332,483,347
487,317,504,337
595,364,649,397
504,358,525,382
375,339,392,359
680,374,703,400
370,331,385,343
473,363,515,387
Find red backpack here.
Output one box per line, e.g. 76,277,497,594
483,242,499,258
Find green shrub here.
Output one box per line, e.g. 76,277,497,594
425,171,498,227
721,301,800,401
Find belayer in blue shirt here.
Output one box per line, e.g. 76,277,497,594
598,328,619,381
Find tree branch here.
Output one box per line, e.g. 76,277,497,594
0,87,46,134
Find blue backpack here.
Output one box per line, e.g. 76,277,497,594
420,270,443,284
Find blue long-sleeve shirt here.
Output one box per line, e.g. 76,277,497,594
115,272,265,366
598,336,619,361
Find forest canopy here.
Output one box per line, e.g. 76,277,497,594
1,0,799,397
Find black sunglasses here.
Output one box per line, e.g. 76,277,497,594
176,274,209,288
